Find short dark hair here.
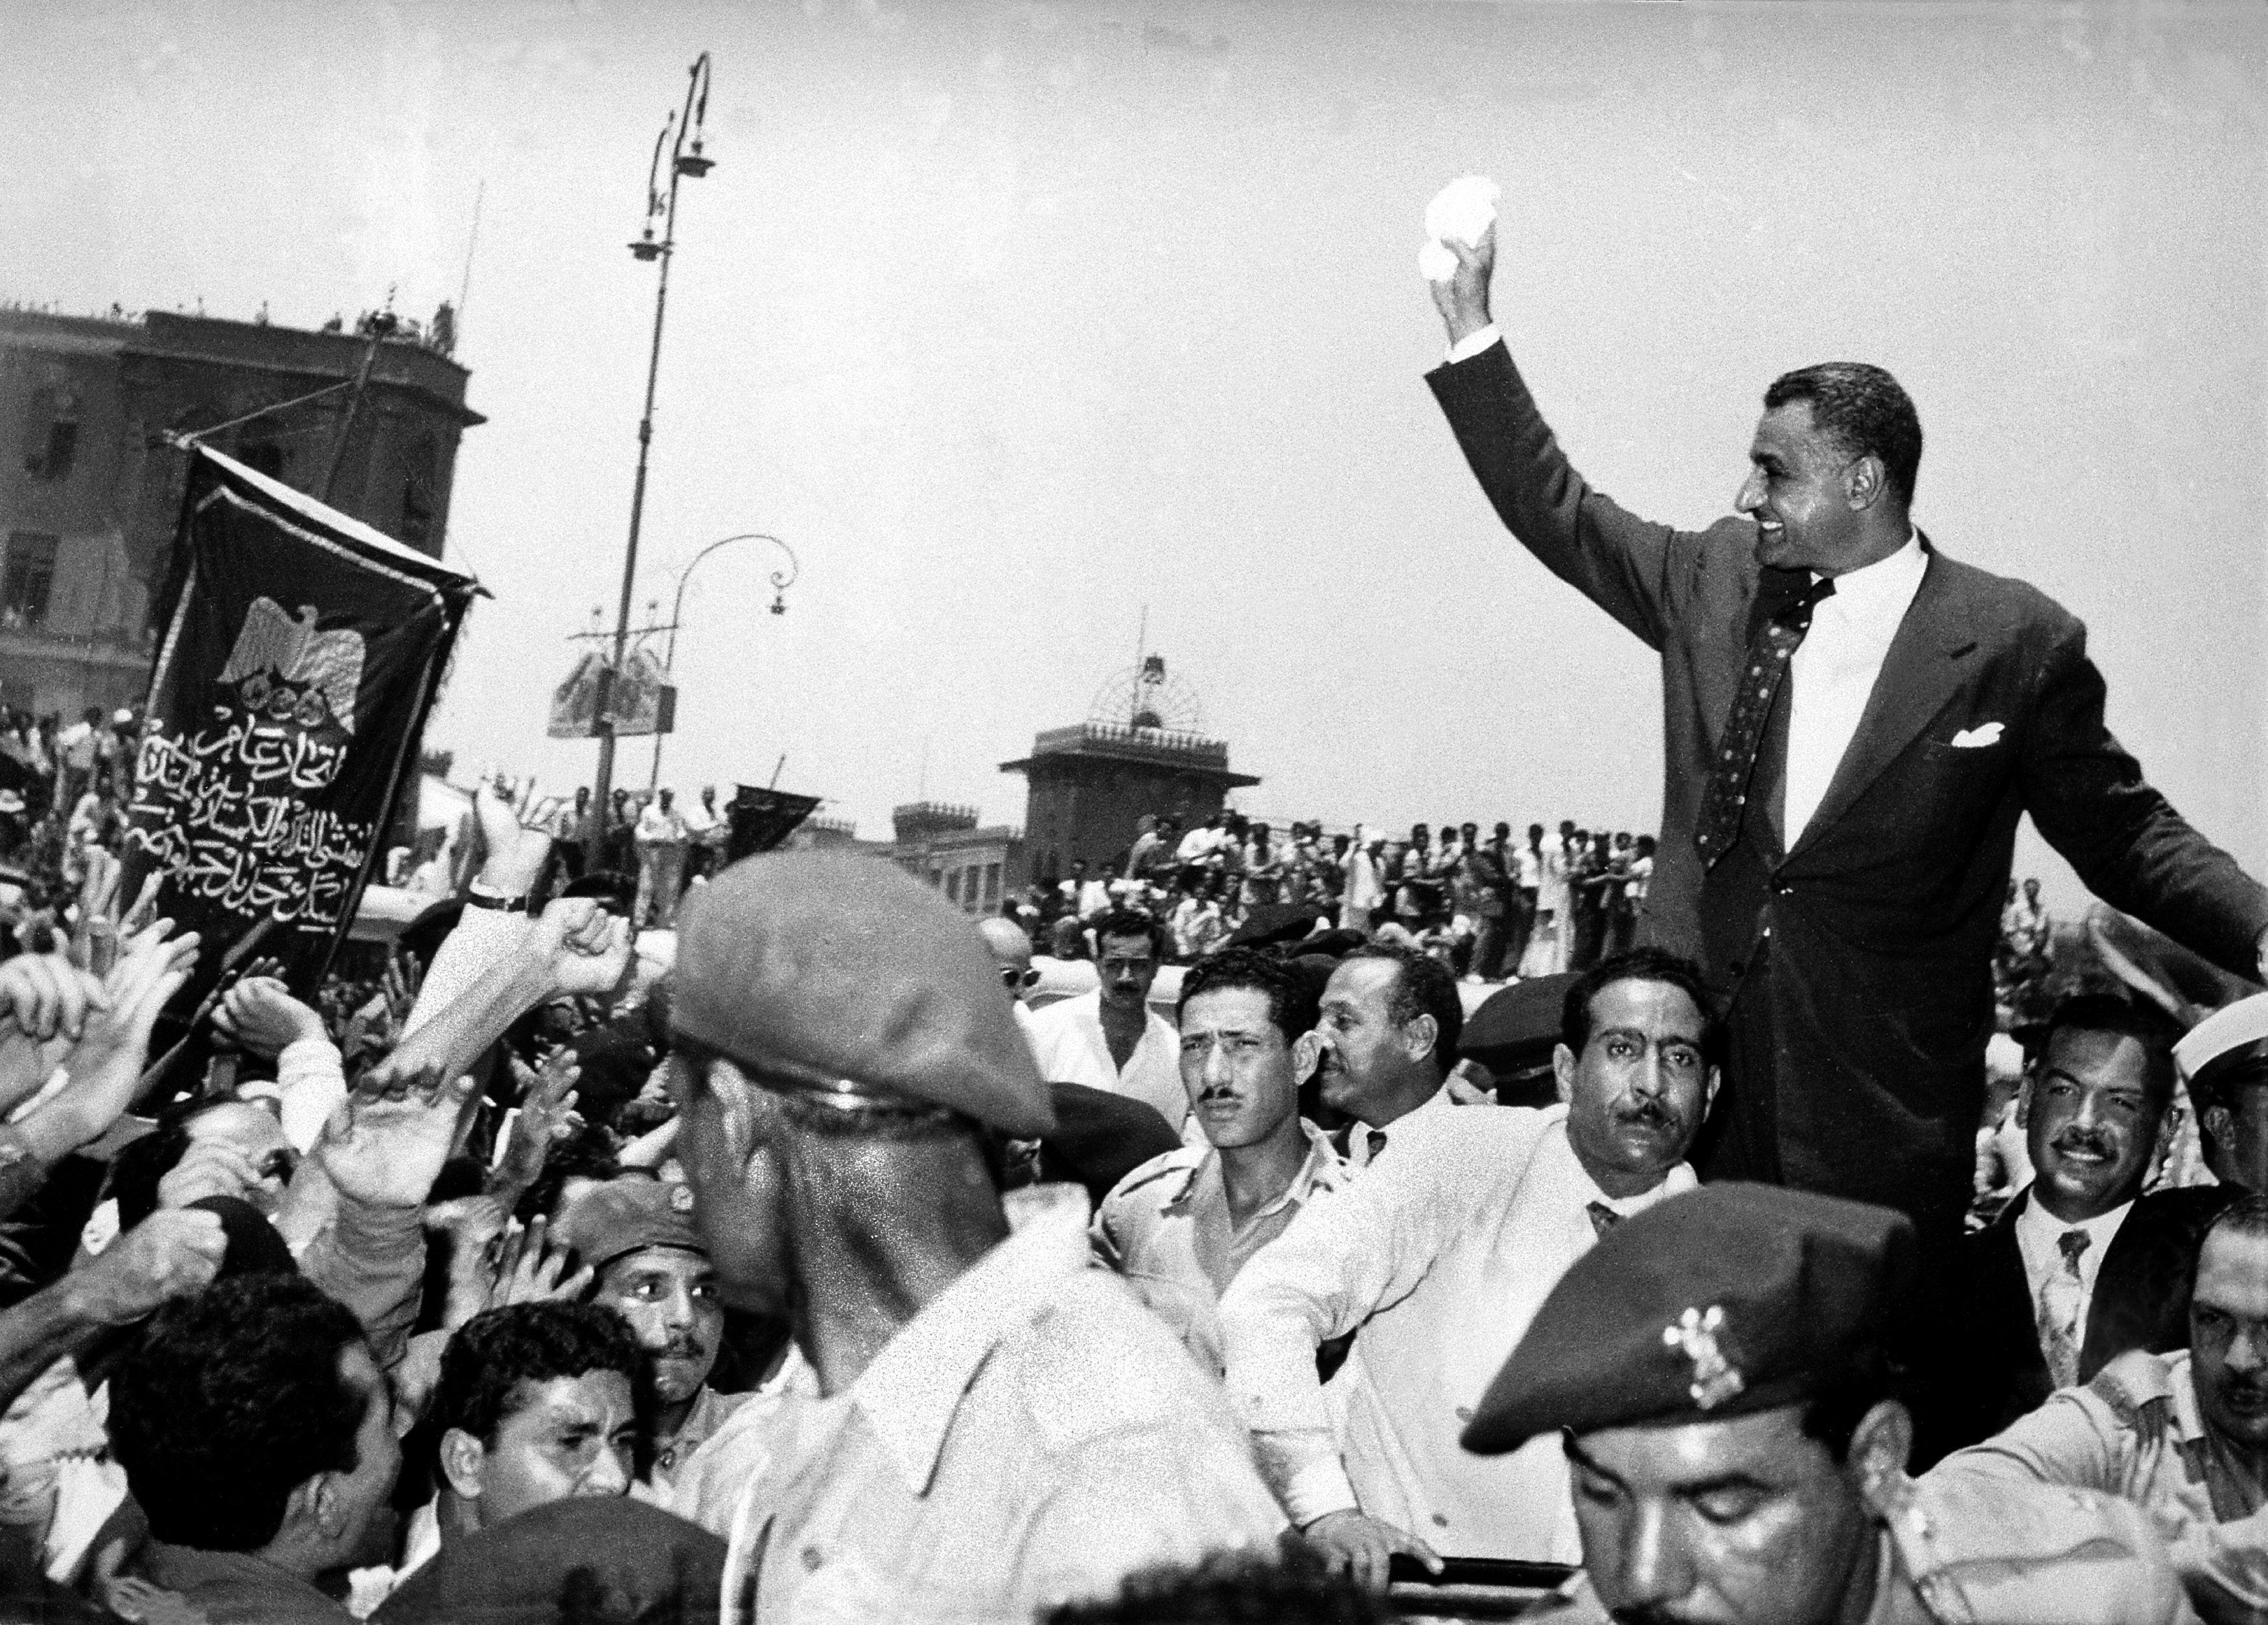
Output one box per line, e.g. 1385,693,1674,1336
1342,943,1461,1068
434,1302,644,1447
1562,947,1724,1070
1763,362,1924,507
1797,1361,1893,1464
1094,908,1171,962
110,1276,367,1552
1178,948,1319,1043
2036,993,2179,1111
2195,1193,2268,1298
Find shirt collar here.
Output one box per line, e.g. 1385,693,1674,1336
2014,1186,2134,1258
850,1182,1092,1497
1813,529,1926,614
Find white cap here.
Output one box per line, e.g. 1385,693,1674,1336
2173,990,2268,1087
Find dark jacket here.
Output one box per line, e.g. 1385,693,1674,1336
1953,1182,2236,1447
1428,342,2268,1250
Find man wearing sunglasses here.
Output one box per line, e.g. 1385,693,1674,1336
980,915,1044,1054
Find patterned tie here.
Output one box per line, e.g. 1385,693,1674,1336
2037,1228,2092,1389
1586,1201,1622,1239
1366,1129,1389,1163
1694,576,1838,868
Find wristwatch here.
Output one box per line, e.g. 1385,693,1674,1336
465,883,527,912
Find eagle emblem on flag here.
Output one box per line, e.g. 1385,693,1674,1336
216,598,367,735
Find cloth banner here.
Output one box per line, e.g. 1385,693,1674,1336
723,787,820,864
121,444,480,998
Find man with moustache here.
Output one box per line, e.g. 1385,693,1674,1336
561,1179,746,1491
1026,908,1188,1135
1954,994,2234,1446
1092,949,1350,1372
1931,1195,2268,1622
1220,948,1717,1585
1471,1184,2192,1625
1310,943,1463,1169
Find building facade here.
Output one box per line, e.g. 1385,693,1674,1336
1001,720,1260,883
0,306,480,718
888,801,1025,916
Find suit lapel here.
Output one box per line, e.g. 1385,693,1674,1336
1788,538,1981,860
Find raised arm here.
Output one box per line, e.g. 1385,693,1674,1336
1424,224,1702,652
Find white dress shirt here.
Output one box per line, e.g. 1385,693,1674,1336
1024,989,1188,1133
1784,533,1928,844
1220,1103,1696,1562
2011,1185,2133,1359
1344,1083,1457,1168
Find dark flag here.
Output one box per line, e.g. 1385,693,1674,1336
723,785,821,863
121,445,480,1000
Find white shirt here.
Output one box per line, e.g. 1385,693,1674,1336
1220,1103,1696,1562
1785,533,1928,844
1023,989,1187,1133
2012,1185,2133,1359
1344,1082,1457,1169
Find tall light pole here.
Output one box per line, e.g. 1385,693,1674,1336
592,51,715,814
649,531,798,791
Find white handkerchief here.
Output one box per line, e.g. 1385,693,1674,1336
1420,174,1499,283
1950,722,2004,749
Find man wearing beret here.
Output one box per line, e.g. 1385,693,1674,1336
2176,991,2268,1196
559,1177,748,1491
664,853,1284,1623
1468,1183,2195,1624
1929,1194,2268,1623
1221,948,1717,1585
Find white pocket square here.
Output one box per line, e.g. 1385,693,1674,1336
1950,723,2004,749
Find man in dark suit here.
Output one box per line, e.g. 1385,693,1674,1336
1955,994,2232,1447
1421,224,2268,1305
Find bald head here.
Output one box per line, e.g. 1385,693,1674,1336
978,917,1034,997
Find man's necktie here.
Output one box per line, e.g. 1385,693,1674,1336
1586,1201,1622,1239
1694,577,1838,869
2037,1228,2092,1389
1366,1129,1389,1163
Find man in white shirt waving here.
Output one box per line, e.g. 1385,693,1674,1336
1220,947,1718,1587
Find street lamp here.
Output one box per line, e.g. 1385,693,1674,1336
648,531,798,790
593,50,715,814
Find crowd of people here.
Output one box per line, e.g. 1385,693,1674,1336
1018,812,1656,982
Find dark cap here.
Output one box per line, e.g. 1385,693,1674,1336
1032,1083,1183,1210
1461,1184,1914,1455
555,1177,706,1275
373,1495,725,1624
1460,973,1580,1106
671,852,1056,1136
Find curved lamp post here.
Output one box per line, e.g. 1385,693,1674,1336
592,50,715,812
648,531,798,790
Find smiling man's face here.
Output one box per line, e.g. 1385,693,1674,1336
2022,1026,2162,1223
1736,400,1871,575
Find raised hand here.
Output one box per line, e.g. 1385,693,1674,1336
426,1193,513,1331
1428,220,1497,347
66,1208,227,1327
535,897,632,998
494,1048,582,1197
212,976,327,1059
487,1214,592,1309
39,922,200,1149
316,1057,478,1212
156,1138,262,1211
475,771,564,897
0,952,110,1116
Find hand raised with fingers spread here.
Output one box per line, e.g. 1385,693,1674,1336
0,953,109,1117
496,1049,582,1195
317,1057,478,1212
65,1208,227,1327
487,1214,592,1310
40,923,200,1149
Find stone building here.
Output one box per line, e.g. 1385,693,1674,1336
1002,720,1260,884
888,801,1025,916
0,305,480,717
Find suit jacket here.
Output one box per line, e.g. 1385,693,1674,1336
1428,342,2268,1238
1954,1183,2236,1447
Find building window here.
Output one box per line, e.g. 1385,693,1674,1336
399,432,439,546
985,864,1002,905
945,870,961,903
1,533,58,630
20,388,80,482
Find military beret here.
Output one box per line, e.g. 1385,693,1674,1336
1462,1183,1914,1455
555,1177,705,1275
672,851,1056,1136
2175,990,2268,1096
373,1495,726,1624
1033,1083,1183,1210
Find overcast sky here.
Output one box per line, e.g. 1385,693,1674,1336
7,0,2263,908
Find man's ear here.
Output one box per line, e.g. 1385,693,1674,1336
1845,454,1885,511
1846,1400,1914,1509
274,1476,330,1545
438,1427,488,1504
1291,1030,1322,1085
1702,1065,1721,1118
2013,1074,2035,1131
1553,1043,1577,1105
1404,1013,1439,1065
